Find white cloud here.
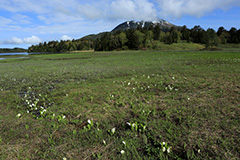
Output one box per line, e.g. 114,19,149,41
1,36,41,45
110,0,158,20
10,37,24,44
61,35,72,41
0,16,13,26
155,0,240,19
23,36,42,44
77,4,103,20
1,0,240,23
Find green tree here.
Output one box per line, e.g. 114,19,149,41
181,25,191,42
217,27,229,44
191,25,205,43
228,27,239,43
153,25,161,40
171,29,182,43
126,29,145,49
204,28,219,48
117,32,128,48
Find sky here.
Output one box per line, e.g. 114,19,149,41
0,0,240,49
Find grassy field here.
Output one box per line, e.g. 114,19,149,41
0,50,239,159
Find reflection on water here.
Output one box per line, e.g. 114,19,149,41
0,52,30,61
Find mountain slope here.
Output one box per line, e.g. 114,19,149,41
112,19,175,32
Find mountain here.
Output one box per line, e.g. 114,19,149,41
80,19,176,41
111,19,175,32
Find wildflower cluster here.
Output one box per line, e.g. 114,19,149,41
126,122,147,132
21,87,53,119
161,142,171,153
118,74,179,95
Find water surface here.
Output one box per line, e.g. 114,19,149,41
0,52,29,61
0,52,29,56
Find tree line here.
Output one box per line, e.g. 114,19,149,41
28,25,240,52
0,47,27,53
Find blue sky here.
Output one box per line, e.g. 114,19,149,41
0,0,240,49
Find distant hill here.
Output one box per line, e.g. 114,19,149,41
0,48,27,53
80,32,108,41
112,19,175,32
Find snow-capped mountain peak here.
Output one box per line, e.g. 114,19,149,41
112,19,174,32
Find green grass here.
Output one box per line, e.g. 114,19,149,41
152,42,205,51
0,50,239,159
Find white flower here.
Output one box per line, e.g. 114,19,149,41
198,149,201,153
53,113,55,117
167,147,171,153
132,123,136,127
148,76,150,79
66,94,68,97
16,113,21,118
103,140,106,145
172,77,175,80
122,141,126,145
62,115,66,119
87,119,93,124
126,122,131,126
187,98,190,101
120,150,125,154
162,142,166,145
128,82,131,85
63,158,67,160
27,110,29,113
162,147,166,152
111,128,116,134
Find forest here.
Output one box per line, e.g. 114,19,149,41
28,25,240,53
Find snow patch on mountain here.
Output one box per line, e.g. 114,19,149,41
112,19,174,32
